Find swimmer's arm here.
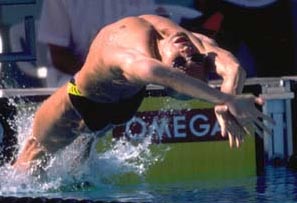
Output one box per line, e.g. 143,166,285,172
121,56,274,138
191,33,249,147
191,33,246,94
206,45,247,146
111,47,231,104
122,57,234,105
120,53,274,146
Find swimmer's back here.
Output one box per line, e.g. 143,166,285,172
96,16,155,51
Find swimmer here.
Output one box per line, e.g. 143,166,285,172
12,15,274,173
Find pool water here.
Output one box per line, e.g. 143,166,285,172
54,165,297,203
1,99,297,202
1,165,296,203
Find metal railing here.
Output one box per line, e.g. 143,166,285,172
0,0,36,62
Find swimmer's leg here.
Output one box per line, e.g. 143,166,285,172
12,85,83,174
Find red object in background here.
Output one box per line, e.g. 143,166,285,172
202,12,224,37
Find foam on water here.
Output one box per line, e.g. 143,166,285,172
0,98,167,196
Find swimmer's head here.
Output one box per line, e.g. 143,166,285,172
158,32,208,80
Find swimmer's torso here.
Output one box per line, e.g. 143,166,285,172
75,16,160,103
74,15,206,103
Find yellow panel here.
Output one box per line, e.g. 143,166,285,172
146,137,256,183
96,96,257,184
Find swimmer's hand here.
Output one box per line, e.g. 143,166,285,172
215,105,245,148
223,94,275,147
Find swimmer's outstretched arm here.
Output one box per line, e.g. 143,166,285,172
120,56,274,145
192,33,249,147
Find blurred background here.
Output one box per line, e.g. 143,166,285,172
0,0,296,89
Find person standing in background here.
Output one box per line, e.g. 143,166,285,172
37,0,164,87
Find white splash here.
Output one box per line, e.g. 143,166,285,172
0,99,168,195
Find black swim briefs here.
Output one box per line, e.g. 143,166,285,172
67,78,145,132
